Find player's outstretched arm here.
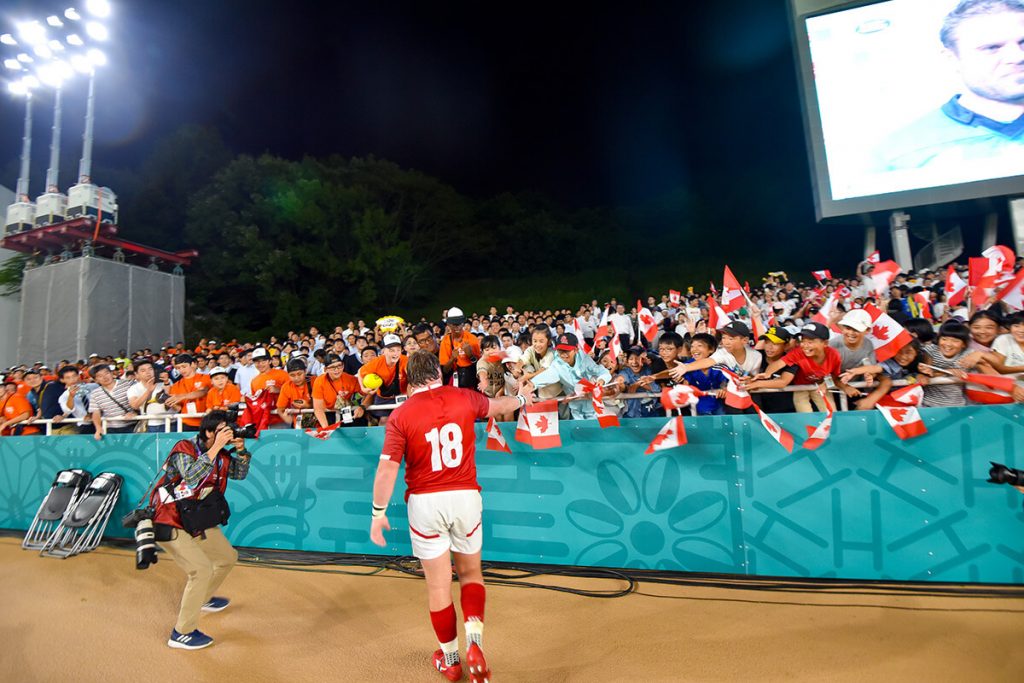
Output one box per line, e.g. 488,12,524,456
487,393,530,418
370,459,400,547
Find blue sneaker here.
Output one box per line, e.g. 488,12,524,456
167,629,214,650
201,596,230,612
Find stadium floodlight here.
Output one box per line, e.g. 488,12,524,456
33,44,53,59
17,53,33,63
66,33,83,46
4,58,22,70
48,39,65,52
17,21,47,46
86,48,106,67
70,53,91,73
8,80,28,96
37,63,66,88
46,16,64,28
22,74,40,89
64,8,82,21
85,21,107,41
86,0,112,18
0,33,17,45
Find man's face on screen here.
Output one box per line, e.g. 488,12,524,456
950,12,1024,104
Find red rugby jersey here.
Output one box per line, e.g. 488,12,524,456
380,384,490,499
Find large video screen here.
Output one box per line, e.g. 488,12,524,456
791,0,1024,218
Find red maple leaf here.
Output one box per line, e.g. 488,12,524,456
889,408,909,423
872,324,890,341
650,429,674,448
763,419,779,436
534,415,550,434
640,313,654,326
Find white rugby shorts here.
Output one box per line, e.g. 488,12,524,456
406,489,483,560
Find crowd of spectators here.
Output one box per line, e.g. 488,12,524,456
2,258,1023,437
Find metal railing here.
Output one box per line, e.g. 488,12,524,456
5,376,1003,436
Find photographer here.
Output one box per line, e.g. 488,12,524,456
151,410,251,650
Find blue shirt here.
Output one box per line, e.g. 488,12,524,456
618,366,659,418
531,352,612,420
682,360,726,416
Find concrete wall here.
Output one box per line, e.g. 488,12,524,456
0,184,20,368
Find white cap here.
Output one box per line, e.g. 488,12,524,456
382,334,402,348
838,309,872,332
502,346,523,364
252,347,269,359
209,366,229,377
446,306,466,324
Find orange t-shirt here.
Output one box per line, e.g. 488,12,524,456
312,372,362,407
277,379,312,411
439,331,481,368
1,392,39,435
15,381,31,396
252,369,290,423
170,373,212,428
359,356,408,395
206,382,242,410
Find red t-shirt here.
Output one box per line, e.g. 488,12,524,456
380,385,490,500
781,346,842,385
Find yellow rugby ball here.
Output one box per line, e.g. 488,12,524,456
363,373,383,390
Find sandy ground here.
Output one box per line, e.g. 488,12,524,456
1,536,1022,682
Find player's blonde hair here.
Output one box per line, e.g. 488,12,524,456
407,350,442,388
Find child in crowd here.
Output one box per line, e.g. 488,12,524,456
919,321,983,407
752,326,796,414
680,333,726,416
841,340,926,410
618,347,659,418
206,366,241,410
984,311,1024,375
476,336,506,399
277,359,313,427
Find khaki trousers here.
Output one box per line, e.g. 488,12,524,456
160,526,238,633
792,389,835,414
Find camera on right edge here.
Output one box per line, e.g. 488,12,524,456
987,462,1024,487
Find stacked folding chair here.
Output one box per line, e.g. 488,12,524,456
22,469,93,551
39,472,123,559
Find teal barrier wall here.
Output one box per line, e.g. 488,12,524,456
2,406,1022,583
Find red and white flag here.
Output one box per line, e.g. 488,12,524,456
969,256,997,308
485,349,516,364
870,260,901,296
591,384,620,428
752,403,795,453
485,417,512,453
706,295,732,330
594,306,611,339
572,318,593,354
912,291,933,320
645,415,687,454
983,244,1016,287
836,285,852,299
945,265,968,308
660,384,705,411
608,332,623,359
867,250,880,264
304,422,341,440
812,269,832,281
636,300,659,342
996,268,1024,311
720,368,753,410
802,385,833,451
514,399,561,449
721,266,745,313
811,291,842,332
863,303,914,362
669,289,681,308
964,374,1017,405
239,391,273,438
875,384,927,439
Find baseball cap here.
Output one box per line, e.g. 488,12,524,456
173,353,195,365
382,333,403,348
720,321,751,338
838,309,872,332
798,322,830,340
446,306,466,325
88,353,98,358
252,347,269,360
759,326,792,344
555,332,579,351
324,353,345,368
23,368,40,376
209,366,229,377
502,346,523,364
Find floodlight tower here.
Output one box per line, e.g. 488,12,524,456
67,49,117,224
35,61,74,226
4,85,35,234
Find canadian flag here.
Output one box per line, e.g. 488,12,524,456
812,269,832,281
514,399,561,449
812,292,842,332
238,391,273,438
867,250,881,264
645,415,687,454
485,417,512,453
802,385,833,451
969,256,997,308
636,300,659,342
305,422,341,440
912,291,933,320
875,385,927,440
608,332,623,359
706,295,732,330
721,266,745,313
836,285,852,299
594,306,611,340
720,368,753,410
669,289,681,308
996,267,1024,311
964,374,1017,405
572,318,593,354
591,384,620,428
660,384,705,411
983,244,1016,287
863,303,914,362
870,260,901,296
945,265,968,308
752,403,795,453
